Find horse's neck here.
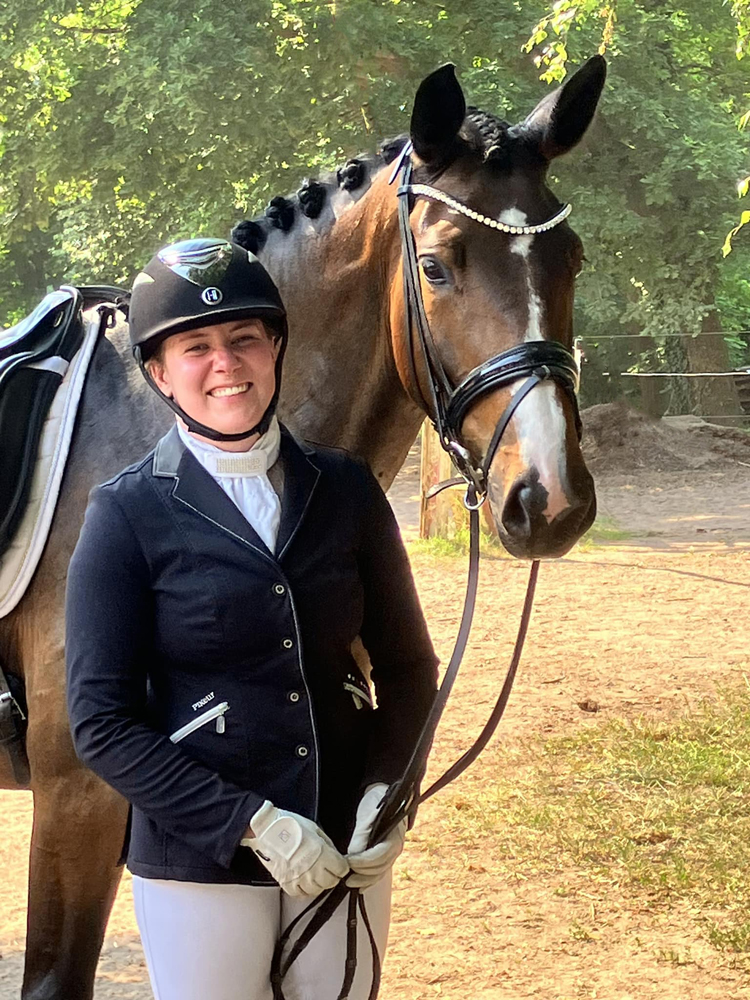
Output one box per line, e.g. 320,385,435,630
259,172,424,488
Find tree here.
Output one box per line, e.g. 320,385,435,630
525,0,749,419
1,0,748,422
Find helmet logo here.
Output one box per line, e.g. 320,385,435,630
201,287,223,305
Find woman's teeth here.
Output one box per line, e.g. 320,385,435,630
209,383,249,398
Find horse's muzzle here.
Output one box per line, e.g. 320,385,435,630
494,466,597,559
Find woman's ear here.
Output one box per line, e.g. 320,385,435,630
148,359,172,397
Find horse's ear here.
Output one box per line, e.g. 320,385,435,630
410,64,466,164
517,55,607,160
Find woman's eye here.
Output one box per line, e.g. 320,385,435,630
420,256,449,284
186,343,208,353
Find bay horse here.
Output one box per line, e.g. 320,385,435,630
0,57,605,998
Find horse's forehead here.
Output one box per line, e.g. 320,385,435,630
440,158,552,217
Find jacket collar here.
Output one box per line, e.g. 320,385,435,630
152,423,321,561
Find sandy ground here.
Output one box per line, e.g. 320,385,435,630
2,428,749,998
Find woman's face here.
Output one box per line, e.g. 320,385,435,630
150,318,280,450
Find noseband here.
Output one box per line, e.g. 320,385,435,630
394,142,581,504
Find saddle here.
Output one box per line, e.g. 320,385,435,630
0,284,125,785
0,285,125,556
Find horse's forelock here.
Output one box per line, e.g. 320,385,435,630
462,108,512,164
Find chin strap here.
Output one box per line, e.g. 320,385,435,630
134,346,273,442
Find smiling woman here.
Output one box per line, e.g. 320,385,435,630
147,320,281,450
64,238,439,1000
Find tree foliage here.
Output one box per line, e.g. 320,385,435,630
520,0,749,417
0,0,748,402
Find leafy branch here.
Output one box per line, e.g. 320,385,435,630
724,0,750,254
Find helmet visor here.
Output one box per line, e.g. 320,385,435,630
157,238,233,288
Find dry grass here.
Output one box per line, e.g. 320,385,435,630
437,683,750,968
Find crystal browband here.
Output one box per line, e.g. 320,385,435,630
400,183,572,236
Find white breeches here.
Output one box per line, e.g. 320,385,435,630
132,873,392,1000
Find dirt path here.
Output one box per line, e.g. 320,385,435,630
595,467,750,549
2,443,749,998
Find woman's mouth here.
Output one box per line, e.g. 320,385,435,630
208,383,250,398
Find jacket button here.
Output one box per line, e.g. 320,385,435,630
282,638,294,650
296,745,309,758
288,691,301,703
273,584,286,596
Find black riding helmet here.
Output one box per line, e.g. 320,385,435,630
128,238,288,442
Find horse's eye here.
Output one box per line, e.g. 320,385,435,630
419,256,449,285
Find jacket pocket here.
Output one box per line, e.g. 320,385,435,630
169,701,231,743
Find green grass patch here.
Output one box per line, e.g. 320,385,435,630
446,685,750,962
577,513,635,547
408,523,506,559
408,512,634,558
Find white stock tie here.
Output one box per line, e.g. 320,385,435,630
177,417,282,553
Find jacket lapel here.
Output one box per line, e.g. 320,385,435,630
275,428,321,560
151,424,321,561
152,425,274,558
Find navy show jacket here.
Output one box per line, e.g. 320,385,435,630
65,424,438,885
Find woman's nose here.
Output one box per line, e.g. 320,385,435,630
211,347,242,372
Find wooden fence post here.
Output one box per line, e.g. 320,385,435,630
420,422,459,538
419,421,500,541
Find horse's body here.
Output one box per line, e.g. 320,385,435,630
0,59,605,998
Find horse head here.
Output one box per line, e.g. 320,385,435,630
388,59,606,559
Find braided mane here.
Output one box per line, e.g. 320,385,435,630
231,109,511,253
231,136,409,253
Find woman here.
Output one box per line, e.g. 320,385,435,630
65,238,438,1000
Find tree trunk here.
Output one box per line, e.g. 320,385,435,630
637,334,666,417
684,310,742,426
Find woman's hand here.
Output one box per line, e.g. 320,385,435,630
346,783,407,889
241,801,348,897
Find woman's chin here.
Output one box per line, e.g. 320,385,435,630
203,399,265,435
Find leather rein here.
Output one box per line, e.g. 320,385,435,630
271,147,583,1000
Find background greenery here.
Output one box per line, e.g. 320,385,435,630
1,0,748,412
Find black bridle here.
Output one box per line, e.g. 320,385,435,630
271,149,583,1000
395,145,581,502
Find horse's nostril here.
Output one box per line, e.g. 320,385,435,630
552,490,597,537
501,475,546,541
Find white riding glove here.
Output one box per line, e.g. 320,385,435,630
241,800,348,897
346,783,408,889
